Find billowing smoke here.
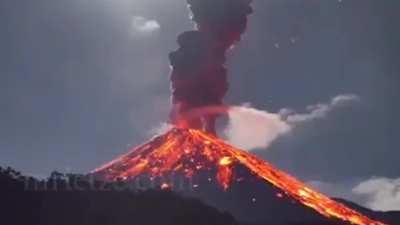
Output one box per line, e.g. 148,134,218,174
225,94,360,151
225,105,291,150
282,94,360,124
169,0,253,135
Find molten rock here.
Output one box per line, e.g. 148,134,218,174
92,128,386,225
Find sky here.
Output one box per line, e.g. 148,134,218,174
1,0,399,210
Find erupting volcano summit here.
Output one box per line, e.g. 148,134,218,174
93,0,388,224
168,0,252,135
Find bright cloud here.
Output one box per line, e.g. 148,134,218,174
225,94,360,151
131,16,160,34
353,177,400,211
225,105,291,150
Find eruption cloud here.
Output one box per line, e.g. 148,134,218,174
169,0,253,135
225,105,291,150
224,94,360,151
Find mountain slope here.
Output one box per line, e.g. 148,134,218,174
92,128,388,225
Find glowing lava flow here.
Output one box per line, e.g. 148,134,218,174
92,128,386,225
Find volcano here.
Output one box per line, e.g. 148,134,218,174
92,128,387,225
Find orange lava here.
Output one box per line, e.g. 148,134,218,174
92,128,386,225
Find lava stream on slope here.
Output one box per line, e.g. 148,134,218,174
92,128,386,225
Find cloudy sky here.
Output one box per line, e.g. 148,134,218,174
1,0,399,210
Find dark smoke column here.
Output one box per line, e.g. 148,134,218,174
169,0,253,135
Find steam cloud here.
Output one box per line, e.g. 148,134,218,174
225,94,360,150
225,105,291,150
169,0,253,134
353,177,400,211
308,177,400,211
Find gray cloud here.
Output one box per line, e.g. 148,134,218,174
353,177,400,211
282,94,360,124
308,178,400,211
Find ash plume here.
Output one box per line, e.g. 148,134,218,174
169,0,253,135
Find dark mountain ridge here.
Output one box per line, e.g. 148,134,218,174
1,164,398,225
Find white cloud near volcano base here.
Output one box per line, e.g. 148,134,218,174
353,177,400,211
225,94,360,150
308,178,400,211
131,16,160,34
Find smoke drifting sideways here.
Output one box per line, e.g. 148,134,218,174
169,0,253,135
224,94,360,151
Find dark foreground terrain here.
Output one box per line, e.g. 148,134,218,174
0,166,238,225
1,166,398,225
